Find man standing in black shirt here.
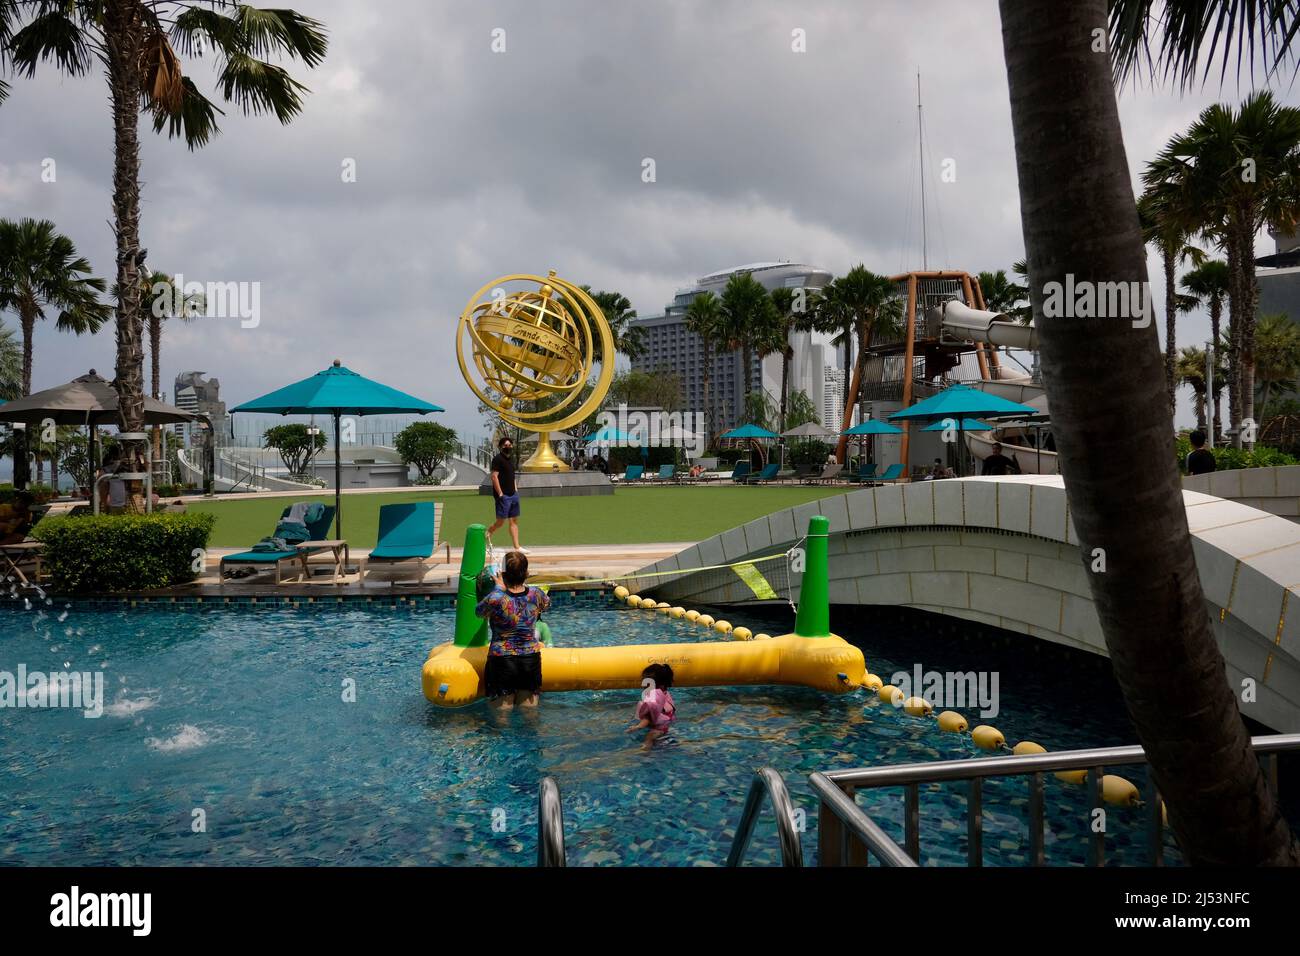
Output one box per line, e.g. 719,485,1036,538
1186,429,1216,476
487,436,526,554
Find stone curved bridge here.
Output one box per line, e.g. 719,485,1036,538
633,475,1300,732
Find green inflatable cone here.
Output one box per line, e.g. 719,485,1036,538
454,523,490,647
794,515,832,638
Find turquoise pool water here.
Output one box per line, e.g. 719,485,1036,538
0,595,1172,866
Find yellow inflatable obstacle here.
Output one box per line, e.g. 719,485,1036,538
424,515,866,707
423,632,866,707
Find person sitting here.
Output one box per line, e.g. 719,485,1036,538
1186,429,1216,476
689,463,704,479
981,442,1017,476
927,458,953,480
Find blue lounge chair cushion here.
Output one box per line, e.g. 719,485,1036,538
222,549,298,563
368,503,436,561
370,545,430,560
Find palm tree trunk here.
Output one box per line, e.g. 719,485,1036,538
836,319,872,463
702,342,712,446
150,313,162,481
105,0,148,512
13,306,35,489
998,0,1296,865
1227,233,1245,447
1241,226,1260,448
780,345,791,433
1210,296,1223,440
1164,250,1177,414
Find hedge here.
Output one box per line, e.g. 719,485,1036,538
31,512,217,594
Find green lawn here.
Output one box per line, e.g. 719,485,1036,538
191,485,851,548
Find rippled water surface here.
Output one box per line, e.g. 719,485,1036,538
0,596,1176,866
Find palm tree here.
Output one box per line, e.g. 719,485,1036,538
0,218,111,488
767,286,805,432
582,288,647,365
999,0,1297,863
1181,260,1231,437
718,272,778,404
1176,345,1227,431
977,268,1029,320
1,2,328,506
120,271,203,465
828,265,903,463
0,319,19,400
684,292,723,441
1254,312,1300,415
1138,192,1204,413
811,280,854,400
1145,91,1300,445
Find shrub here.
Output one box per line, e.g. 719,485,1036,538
31,512,217,594
1175,433,1298,473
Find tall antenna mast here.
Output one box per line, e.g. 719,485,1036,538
917,70,928,271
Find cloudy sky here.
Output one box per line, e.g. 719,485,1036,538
1,0,1294,438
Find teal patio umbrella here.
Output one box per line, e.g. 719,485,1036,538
920,418,994,432
840,419,903,469
720,423,779,468
890,385,1036,477
231,360,443,538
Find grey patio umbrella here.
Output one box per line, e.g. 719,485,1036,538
781,421,837,438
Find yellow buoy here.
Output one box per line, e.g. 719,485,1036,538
640,598,658,610
669,607,686,619
862,673,884,692
937,711,967,733
1101,775,1140,807
754,633,773,641
1054,769,1087,784
697,614,715,628
685,610,700,622
903,696,933,717
878,685,904,706
613,586,630,601
656,602,672,614
1013,741,1046,756
732,626,753,641
627,594,642,606
713,620,732,634
972,725,1006,751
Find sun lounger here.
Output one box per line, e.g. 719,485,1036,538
848,463,880,484
219,505,337,584
616,465,644,483
653,464,675,482
728,461,753,483
804,462,843,484
745,462,780,484
870,463,905,485
363,501,450,587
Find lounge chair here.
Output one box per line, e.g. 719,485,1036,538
219,505,338,584
848,463,880,484
653,464,675,482
363,501,450,587
870,463,905,485
0,541,46,587
746,462,780,484
616,465,644,483
728,461,753,483
787,464,820,484
804,462,843,484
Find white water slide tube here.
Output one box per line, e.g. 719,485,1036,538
939,299,1039,351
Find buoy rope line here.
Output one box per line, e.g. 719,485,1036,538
605,585,1146,812
859,672,1146,810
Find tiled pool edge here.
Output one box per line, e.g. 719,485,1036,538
2,588,613,612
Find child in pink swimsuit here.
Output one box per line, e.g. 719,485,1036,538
627,663,676,750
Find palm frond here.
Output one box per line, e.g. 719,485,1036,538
218,51,309,122
1109,0,1300,89
151,75,225,150
233,6,328,67
6,9,93,78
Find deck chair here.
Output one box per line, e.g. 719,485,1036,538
219,505,337,584
363,501,449,587
804,461,842,484
848,463,880,484
0,541,46,587
729,461,752,483
871,463,905,485
654,464,675,482
617,465,644,483
746,463,780,484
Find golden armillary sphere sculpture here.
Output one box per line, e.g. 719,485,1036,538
457,271,614,472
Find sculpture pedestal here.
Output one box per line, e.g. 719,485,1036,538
478,471,613,498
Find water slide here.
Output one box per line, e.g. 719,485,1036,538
938,300,1059,476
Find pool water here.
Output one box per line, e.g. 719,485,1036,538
0,595,1175,866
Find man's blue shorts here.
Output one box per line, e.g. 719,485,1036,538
495,493,521,519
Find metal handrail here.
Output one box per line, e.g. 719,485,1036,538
725,768,805,867
814,733,1300,867
537,776,566,867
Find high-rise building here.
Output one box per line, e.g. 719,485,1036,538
822,365,846,431
173,371,229,446
629,262,834,434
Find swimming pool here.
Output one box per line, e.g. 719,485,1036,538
0,594,1171,866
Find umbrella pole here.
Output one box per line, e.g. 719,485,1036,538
334,411,342,539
